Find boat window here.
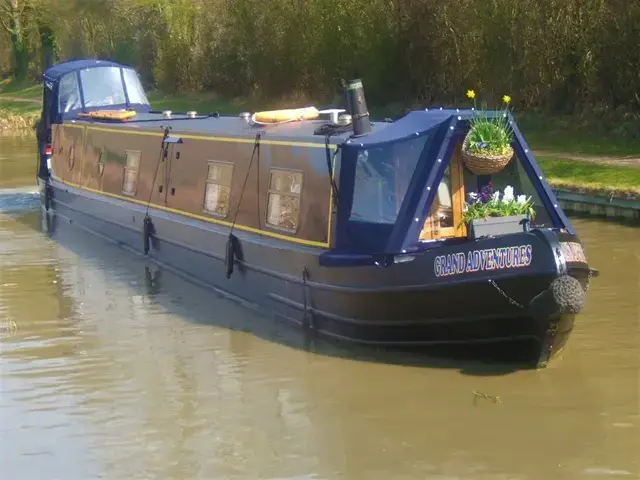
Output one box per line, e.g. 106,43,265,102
350,134,430,224
486,153,553,227
122,150,141,196
123,68,150,106
58,72,82,113
80,67,127,108
266,169,303,231
203,162,233,217
420,147,467,240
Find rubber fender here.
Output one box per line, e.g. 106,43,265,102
225,233,237,279
529,275,585,321
44,184,51,212
143,216,153,255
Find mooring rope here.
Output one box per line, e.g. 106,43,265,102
141,126,171,254
229,131,262,237
144,126,171,218
316,123,348,205
302,266,313,330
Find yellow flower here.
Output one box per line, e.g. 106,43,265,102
466,90,476,99
503,95,511,104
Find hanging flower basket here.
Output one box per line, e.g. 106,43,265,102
461,90,515,175
461,132,514,175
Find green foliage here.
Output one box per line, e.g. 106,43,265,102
465,91,513,156
537,157,640,196
0,0,639,117
461,184,536,223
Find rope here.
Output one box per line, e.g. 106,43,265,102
302,266,313,330
140,126,171,255
488,279,524,309
144,126,171,219
230,131,262,237
316,123,348,205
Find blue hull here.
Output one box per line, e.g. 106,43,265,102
43,179,584,368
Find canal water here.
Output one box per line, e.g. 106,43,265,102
1,134,638,479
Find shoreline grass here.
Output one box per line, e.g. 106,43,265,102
2,82,639,198
536,157,640,198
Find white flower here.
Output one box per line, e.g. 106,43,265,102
491,191,500,202
468,192,478,203
503,185,515,203
517,194,528,205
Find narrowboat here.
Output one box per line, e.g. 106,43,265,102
35,59,597,368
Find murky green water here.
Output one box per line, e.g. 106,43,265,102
1,134,638,479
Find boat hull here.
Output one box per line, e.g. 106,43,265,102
43,178,587,368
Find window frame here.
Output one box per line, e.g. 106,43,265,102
202,160,234,218
121,149,141,196
419,145,467,241
265,167,304,234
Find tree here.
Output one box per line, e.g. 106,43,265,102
0,0,29,80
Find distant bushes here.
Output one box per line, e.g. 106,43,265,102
1,0,639,114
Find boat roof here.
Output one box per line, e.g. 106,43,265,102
67,108,500,147
43,59,131,82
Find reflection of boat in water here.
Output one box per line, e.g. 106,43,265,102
35,59,597,368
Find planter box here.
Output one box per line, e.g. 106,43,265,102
468,214,528,240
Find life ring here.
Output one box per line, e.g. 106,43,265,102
252,106,319,125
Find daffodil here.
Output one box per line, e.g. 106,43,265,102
466,90,476,99
503,95,511,104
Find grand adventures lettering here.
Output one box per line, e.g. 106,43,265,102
434,244,533,278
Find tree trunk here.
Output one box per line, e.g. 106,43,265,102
6,0,29,80
39,24,57,71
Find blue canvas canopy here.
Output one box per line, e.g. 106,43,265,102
42,59,151,123
43,59,123,82
328,109,572,257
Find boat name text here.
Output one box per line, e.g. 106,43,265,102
434,244,533,277
560,242,587,263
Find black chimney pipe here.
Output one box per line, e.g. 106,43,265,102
344,78,371,137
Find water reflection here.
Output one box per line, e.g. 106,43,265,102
1,133,638,479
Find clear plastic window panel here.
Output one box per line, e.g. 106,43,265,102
462,153,553,227
350,134,430,224
123,68,150,106
80,67,127,108
58,72,82,113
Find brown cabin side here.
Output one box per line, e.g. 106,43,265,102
50,123,336,248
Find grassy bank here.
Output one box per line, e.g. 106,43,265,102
0,80,41,130
2,81,639,197
537,157,640,198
